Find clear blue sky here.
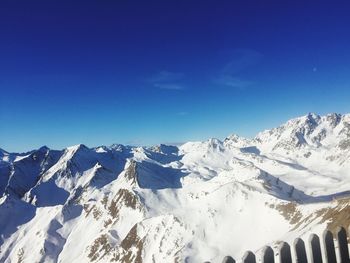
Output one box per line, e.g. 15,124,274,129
1,1,350,152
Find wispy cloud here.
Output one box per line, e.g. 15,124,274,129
215,75,254,89
214,48,263,89
148,70,185,90
222,49,263,73
149,70,184,83
154,83,185,90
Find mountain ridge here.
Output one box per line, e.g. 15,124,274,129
1,112,350,262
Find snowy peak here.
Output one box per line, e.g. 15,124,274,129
0,148,9,166
0,148,8,156
254,113,350,153
65,144,90,157
149,144,179,155
38,145,50,152
180,138,224,155
117,160,139,187
224,133,251,148
324,112,342,128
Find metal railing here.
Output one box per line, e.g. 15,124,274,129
206,226,350,263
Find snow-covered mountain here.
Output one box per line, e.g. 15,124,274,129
1,113,350,263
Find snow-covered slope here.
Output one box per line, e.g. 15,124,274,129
1,113,350,263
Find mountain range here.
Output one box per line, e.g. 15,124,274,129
1,113,350,263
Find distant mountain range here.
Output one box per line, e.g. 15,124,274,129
1,113,350,263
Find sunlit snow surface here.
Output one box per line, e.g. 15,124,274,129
1,113,350,262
